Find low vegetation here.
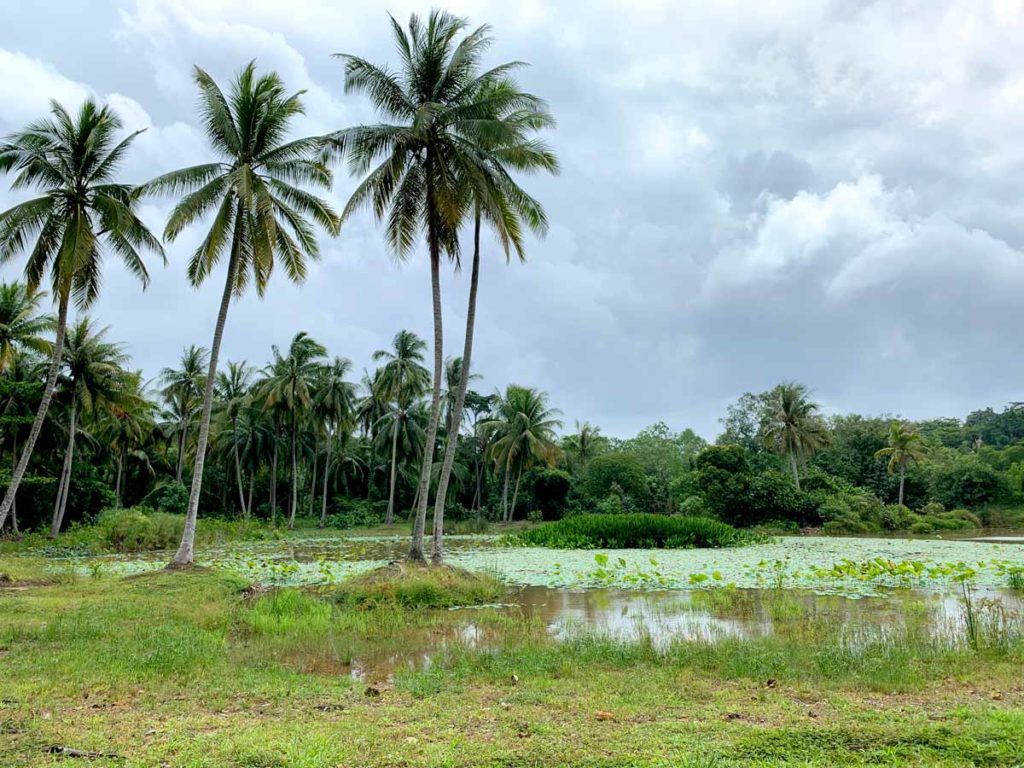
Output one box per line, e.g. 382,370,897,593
330,563,506,609
514,513,757,549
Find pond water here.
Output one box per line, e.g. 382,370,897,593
338,585,1024,681
79,532,1024,594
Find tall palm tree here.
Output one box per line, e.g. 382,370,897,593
332,10,543,561
0,99,163,531
762,382,831,490
159,345,208,483
0,349,45,532
313,357,356,526
564,421,604,474
0,282,53,371
373,330,430,524
49,318,133,536
373,400,429,513
143,64,339,565
483,385,562,521
430,81,557,561
215,360,254,517
875,420,926,506
260,332,327,528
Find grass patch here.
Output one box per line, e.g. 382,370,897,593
330,563,507,609
513,513,758,549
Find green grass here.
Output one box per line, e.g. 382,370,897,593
329,563,507,608
513,513,759,549
2,557,1024,766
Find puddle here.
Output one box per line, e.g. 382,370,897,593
334,585,1024,681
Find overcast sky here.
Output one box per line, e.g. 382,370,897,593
2,0,1023,438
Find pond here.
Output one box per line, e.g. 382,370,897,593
75,532,1024,594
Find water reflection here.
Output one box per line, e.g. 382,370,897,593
343,585,1024,681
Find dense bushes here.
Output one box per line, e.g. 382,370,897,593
514,513,755,549
582,454,650,507
326,498,388,529
97,507,184,551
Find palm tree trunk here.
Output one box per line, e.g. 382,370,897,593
232,416,246,518
410,171,443,562
175,423,187,484
501,469,511,522
308,438,318,517
509,466,524,522
50,397,78,538
270,436,278,525
385,414,400,525
171,209,242,567
0,289,69,531
115,452,123,508
898,465,906,507
431,213,482,563
789,451,801,491
288,407,298,529
9,437,18,534
247,470,254,520
320,434,332,528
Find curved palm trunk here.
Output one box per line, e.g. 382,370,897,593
50,397,78,537
898,464,906,507
501,468,511,522
247,470,254,520
385,414,401,525
0,289,69,531
9,437,19,534
431,214,482,563
171,210,242,566
410,176,443,562
115,451,124,508
288,406,298,529
789,451,801,491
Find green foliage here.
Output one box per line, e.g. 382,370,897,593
930,457,1004,508
514,513,756,549
141,482,189,515
97,507,184,551
523,467,572,520
326,498,387,529
582,453,649,507
332,564,506,609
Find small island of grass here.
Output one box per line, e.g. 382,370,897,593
512,513,758,549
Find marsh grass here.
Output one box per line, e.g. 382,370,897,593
513,513,759,549
329,563,506,608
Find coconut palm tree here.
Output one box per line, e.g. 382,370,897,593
762,382,831,490
0,282,53,372
482,385,562,521
430,82,557,561
372,330,430,524
260,332,327,528
142,64,339,565
332,9,547,560
373,400,429,514
875,420,926,506
313,356,356,526
159,345,208,484
49,318,134,536
214,361,254,517
0,99,164,531
563,421,604,474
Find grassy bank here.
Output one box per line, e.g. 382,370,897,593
2,561,1023,767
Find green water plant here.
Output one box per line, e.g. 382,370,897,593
513,514,759,549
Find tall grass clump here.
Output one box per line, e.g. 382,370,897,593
513,514,758,549
332,563,506,609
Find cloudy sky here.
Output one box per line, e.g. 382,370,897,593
2,0,1023,438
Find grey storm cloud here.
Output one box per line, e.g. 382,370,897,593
2,0,1024,438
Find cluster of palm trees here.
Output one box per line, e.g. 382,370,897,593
0,10,557,566
0,294,564,548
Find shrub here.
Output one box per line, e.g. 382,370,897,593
930,460,1003,509
332,564,505,608
878,504,916,531
326,498,387,529
513,513,757,549
678,495,708,517
97,507,183,552
909,520,934,534
526,509,544,524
